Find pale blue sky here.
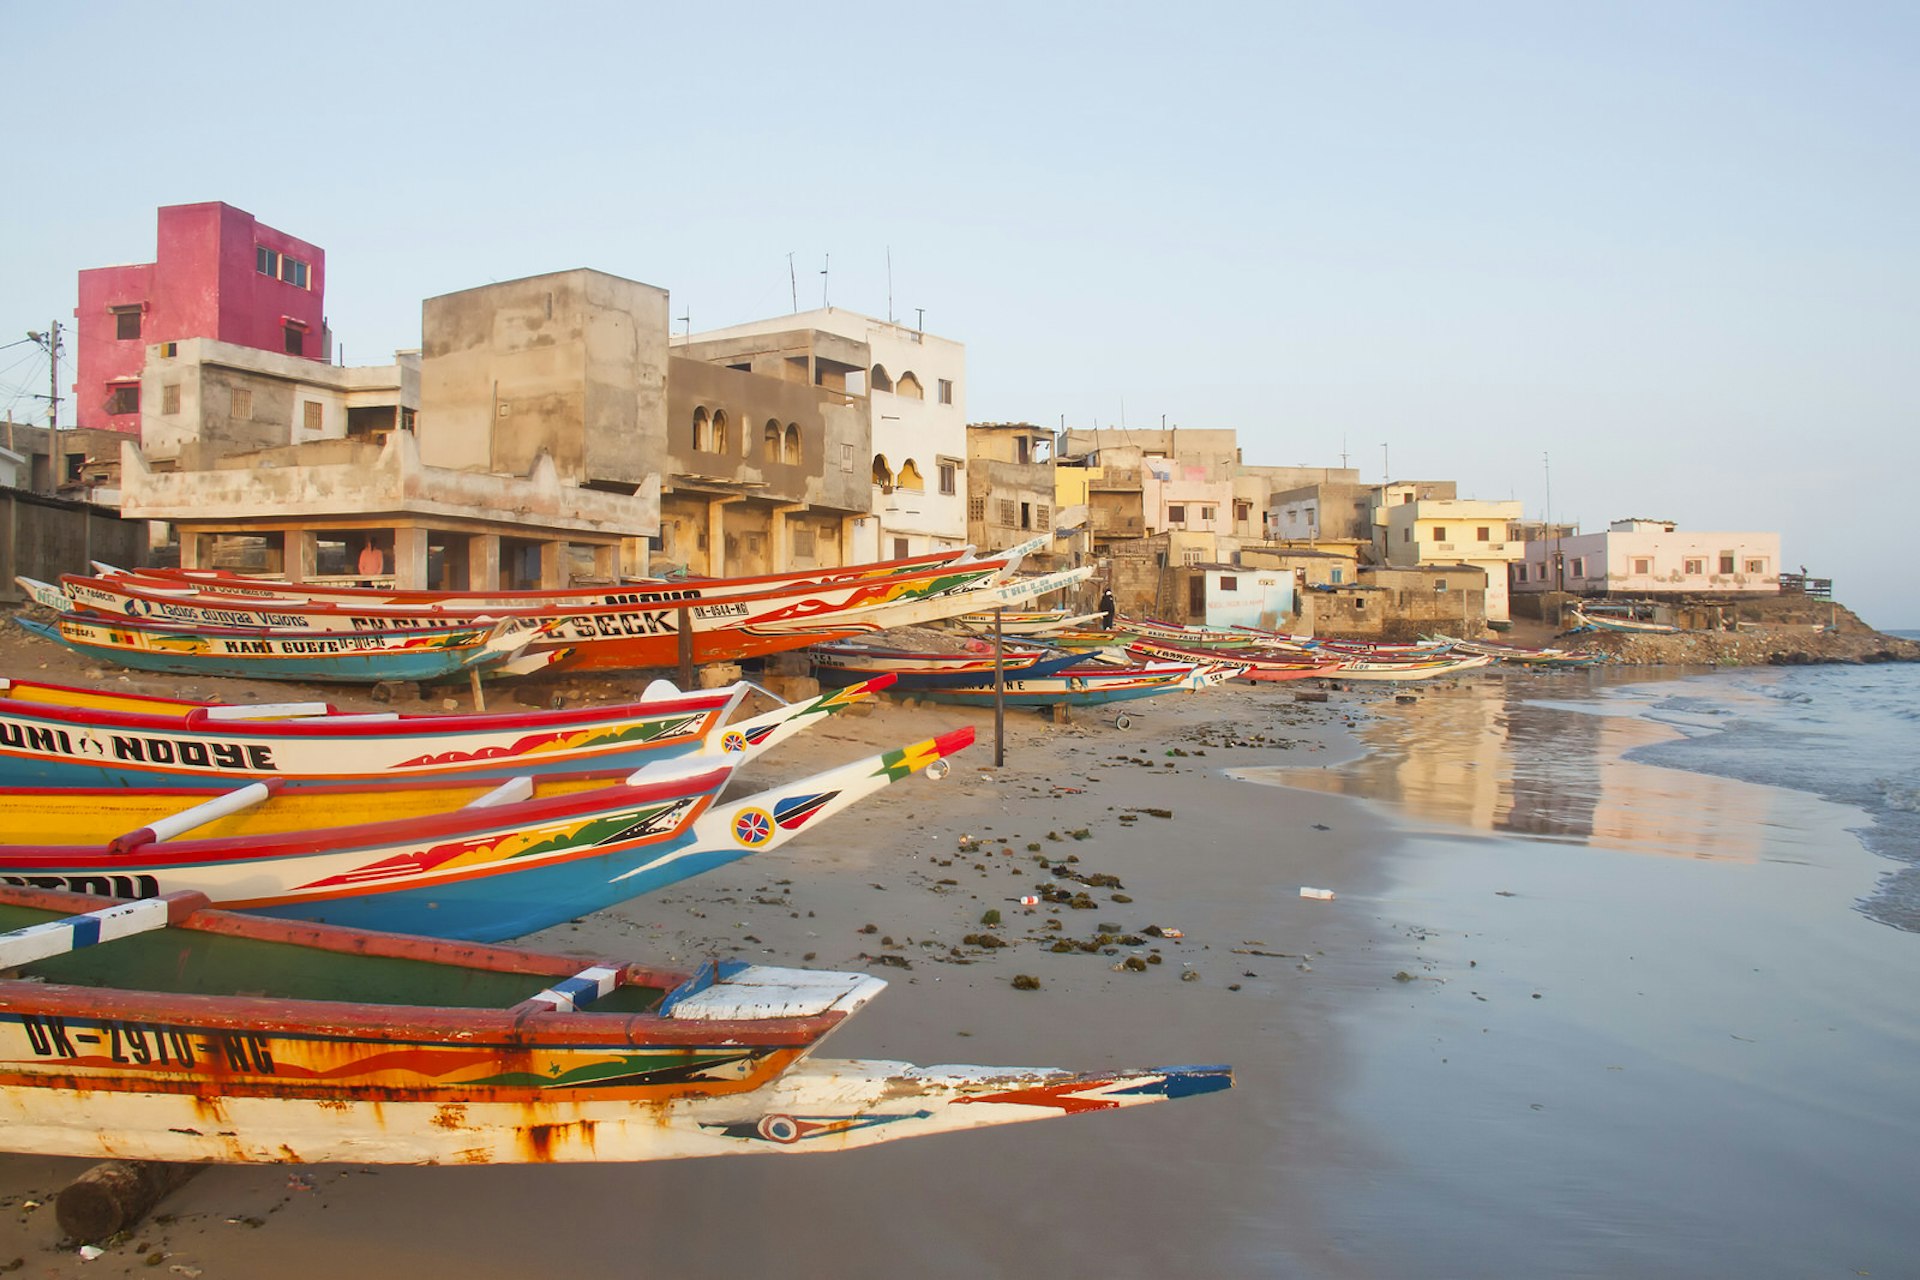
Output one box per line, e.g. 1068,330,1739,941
5,1,1914,625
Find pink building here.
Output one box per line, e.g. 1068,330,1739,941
73,202,326,433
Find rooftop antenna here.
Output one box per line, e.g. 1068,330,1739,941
886,247,894,323
1380,442,1389,481
915,307,924,333
1340,433,1349,469
820,254,830,308
677,309,690,338
787,252,797,314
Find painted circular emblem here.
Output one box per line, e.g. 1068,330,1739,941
757,1114,801,1143
721,730,748,754
732,808,774,847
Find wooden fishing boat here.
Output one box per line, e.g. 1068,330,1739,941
1115,616,1260,647
84,543,990,612
1321,653,1494,682
912,660,1243,710
0,674,889,790
14,612,547,684
1565,605,1681,635
809,641,1088,689
1123,638,1342,682
36,558,1089,675
0,726,969,942
949,608,1107,637
0,884,1232,1164
1423,634,1603,667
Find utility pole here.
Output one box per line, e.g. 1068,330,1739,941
787,252,797,313
27,322,62,430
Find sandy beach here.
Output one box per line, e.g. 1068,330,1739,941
4,634,1918,1277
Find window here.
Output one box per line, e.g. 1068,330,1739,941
1633,558,1651,575
113,306,141,340
892,538,909,558
1168,504,1186,523
161,384,180,414
281,256,309,289
841,443,854,473
1019,502,1032,530
1432,526,1448,543
692,407,711,451
997,499,1017,527
895,371,924,400
1745,558,1767,574
870,364,893,393
1476,526,1491,542
1719,554,1735,574
1330,568,1344,584
106,384,139,415
938,378,953,405
1514,564,1528,583
763,420,781,462
230,387,253,419
1685,557,1705,575
783,424,800,465
1036,504,1051,531
1403,528,1411,542
711,410,729,454
1201,506,1215,522
968,496,986,522
1220,575,1238,591
303,401,323,432
1435,579,1448,592
938,461,956,495
793,526,815,556
1353,595,1367,610
899,459,924,491
284,325,304,356
256,246,278,277
1015,436,1030,464
1569,557,1585,577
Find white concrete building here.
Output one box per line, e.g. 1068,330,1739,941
677,307,967,561
1383,496,1524,622
1513,519,1781,597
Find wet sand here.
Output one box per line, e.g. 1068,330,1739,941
5,653,1917,1276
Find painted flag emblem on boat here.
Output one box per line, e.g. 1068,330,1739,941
772,790,839,831
721,730,748,753
700,1109,932,1145
731,808,774,846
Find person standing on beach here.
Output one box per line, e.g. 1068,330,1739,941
1100,587,1116,628
358,538,385,586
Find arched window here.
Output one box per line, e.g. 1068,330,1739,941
870,364,894,393
895,371,925,400
691,406,710,452
872,454,894,493
763,419,781,462
783,423,801,465
898,458,925,491
711,409,729,455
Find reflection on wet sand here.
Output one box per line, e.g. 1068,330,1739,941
1238,674,1769,861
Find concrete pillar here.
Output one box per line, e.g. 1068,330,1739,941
706,497,743,576
769,504,804,572
467,534,501,591
592,544,619,580
285,530,318,583
619,535,650,580
538,540,566,589
394,526,428,590
181,533,211,570
840,515,869,567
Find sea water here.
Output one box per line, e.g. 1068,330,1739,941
1260,658,1920,1278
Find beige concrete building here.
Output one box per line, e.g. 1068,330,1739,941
964,422,1057,562
1381,495,1523,622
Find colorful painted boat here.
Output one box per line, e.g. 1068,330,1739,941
39,558,1088,675
83,544,987,612
0,884,1232,1164
13,612,548,684
809,641,1088,689
1115,616,1262,648
1123,638,1342,682
0,674,888,790
950,609,1107,637
0,726,970,942
1423,634,1604,667
1322,653,1495,682
912,660,1243,710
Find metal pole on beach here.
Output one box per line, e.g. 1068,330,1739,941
993,607,1006,767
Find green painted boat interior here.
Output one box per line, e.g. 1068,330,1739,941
0,906,671,1014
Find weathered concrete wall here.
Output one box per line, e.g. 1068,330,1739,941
666,357,869,512
419,269,668,488
1,488,148,603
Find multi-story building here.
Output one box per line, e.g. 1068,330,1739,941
964,422,1056,559
1381,494,1524,622
1512,519,1781,598
677,308,967,562
74,202,326,434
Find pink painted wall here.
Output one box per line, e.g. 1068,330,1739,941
73,202,326,433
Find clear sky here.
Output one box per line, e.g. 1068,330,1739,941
5,2,1914,626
